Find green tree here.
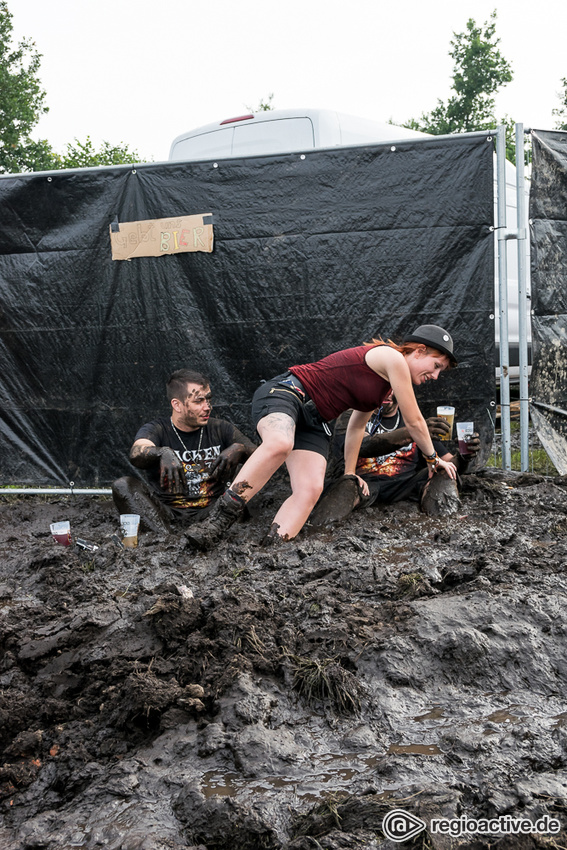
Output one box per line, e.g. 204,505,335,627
553,78,567,130
0,1,143,172
404,12,513,136
246,93,275,112
55,137,141,169
0,0,55,173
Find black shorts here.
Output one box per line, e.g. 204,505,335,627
250,373,330,458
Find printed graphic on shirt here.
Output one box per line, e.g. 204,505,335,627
171,445,222,508
133,416,251,511
357,443,417,478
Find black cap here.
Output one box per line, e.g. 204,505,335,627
403,324,457,366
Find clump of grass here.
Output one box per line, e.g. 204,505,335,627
289,655,365,715
397,572,429,599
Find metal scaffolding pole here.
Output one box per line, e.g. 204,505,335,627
515,124,530,471
496,125,511,469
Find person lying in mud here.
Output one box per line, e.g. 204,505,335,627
308,396,481,526
112,369,255,534
186,325,458,550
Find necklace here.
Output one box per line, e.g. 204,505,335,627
170,418,203,455
369,409,400,434
379,411,400,432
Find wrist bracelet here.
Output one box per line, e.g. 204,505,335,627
423,451,440,468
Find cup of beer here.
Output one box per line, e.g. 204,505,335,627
50,520,72,546
120,514,140,548
456,421,474,455
436,406,455,440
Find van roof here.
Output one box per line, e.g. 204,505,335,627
169,108,429,162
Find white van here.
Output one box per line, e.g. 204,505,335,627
170,109,529,378
169,108,427,161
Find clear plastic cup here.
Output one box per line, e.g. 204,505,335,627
120,514,140,548
50,520,72,546
436,406,455,440
456,421,474,455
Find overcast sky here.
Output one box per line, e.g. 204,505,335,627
8,0,567,163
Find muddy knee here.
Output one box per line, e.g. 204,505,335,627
420,471,460,517
309,475,362,528
112,476,145,513
112,476,171,534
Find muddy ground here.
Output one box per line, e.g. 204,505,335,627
1,465,567,849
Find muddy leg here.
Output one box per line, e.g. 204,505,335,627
420,469,461,517
112,477,172,534
308,475,364,528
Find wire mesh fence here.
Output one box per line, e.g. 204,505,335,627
487,403,558,475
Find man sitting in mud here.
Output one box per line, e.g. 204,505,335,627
309,395,480,526
112,369,255,534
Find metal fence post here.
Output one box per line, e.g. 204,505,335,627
515,124,530,471
496,125,511,469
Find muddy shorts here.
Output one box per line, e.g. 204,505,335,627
250,372,331,458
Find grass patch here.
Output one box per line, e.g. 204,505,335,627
486,416,559,476
289,655,365,715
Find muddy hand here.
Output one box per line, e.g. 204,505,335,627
463,432,481,456
159,448,187,495
426,416,451,441
208,444,244,482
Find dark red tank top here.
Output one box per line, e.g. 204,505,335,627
289,345,390,421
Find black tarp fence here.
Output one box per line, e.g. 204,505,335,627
0,133,496,486
529,129,567,474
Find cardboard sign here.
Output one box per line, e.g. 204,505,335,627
109,213,214,260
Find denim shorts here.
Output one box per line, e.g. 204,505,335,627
250,372,330,458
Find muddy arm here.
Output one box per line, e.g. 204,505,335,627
129,440,186,495
358,416,451,458
358,427,413,457
208,441,256,482
129,441,175,469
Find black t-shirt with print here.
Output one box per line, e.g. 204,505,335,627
135,416,253,509
328,409,445,482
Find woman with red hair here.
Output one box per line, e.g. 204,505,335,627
187,324,458,549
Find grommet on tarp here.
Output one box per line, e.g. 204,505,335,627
202,214,214,226
110,217,120,233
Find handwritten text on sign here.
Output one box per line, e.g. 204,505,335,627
109,213,214,260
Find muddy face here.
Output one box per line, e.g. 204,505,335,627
172,382,212,430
